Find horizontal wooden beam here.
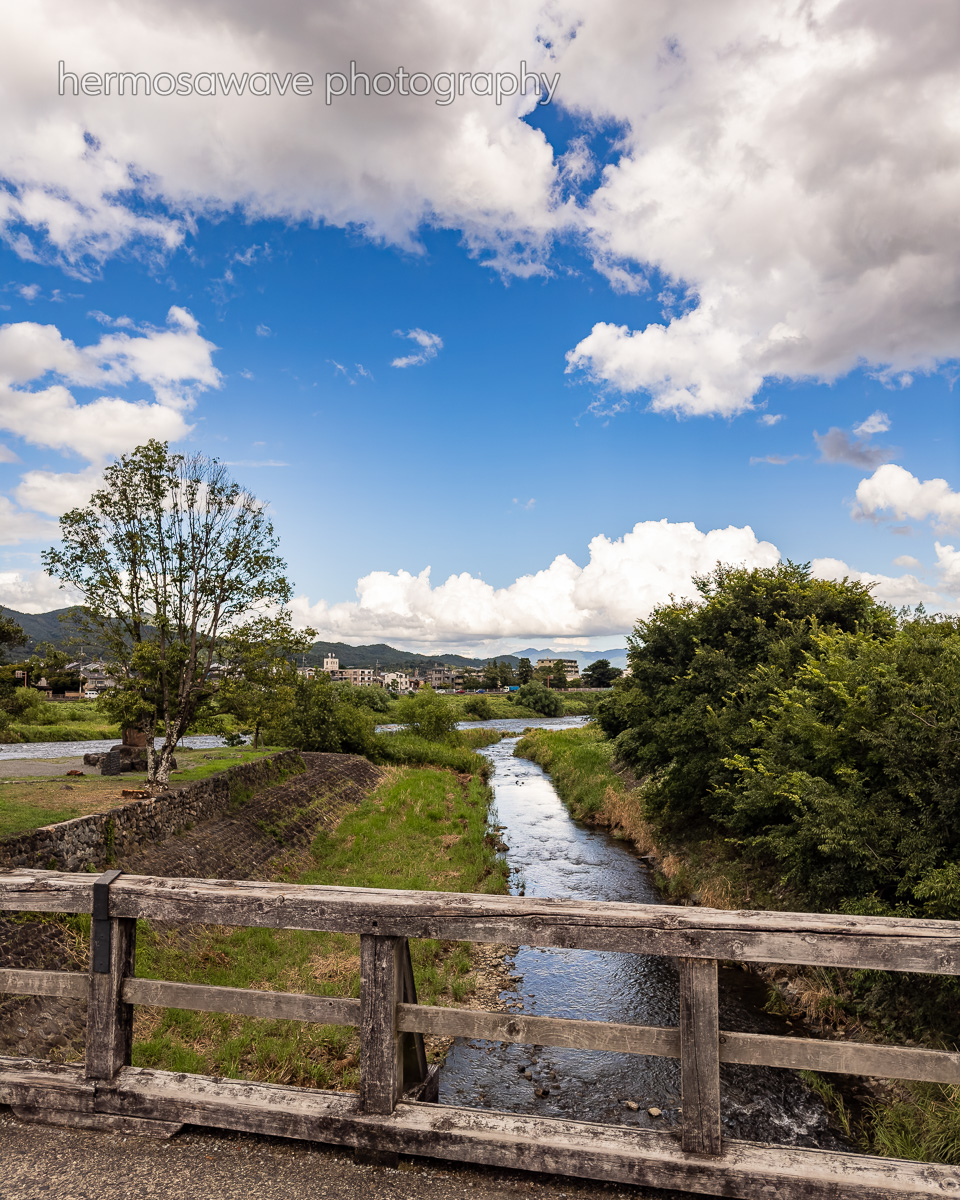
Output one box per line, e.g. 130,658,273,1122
0,1057,953,1199
4,870,960,974
721,1030,960,1086
3,966,955,1088
0,968,87,1000
123,979,361,1026
396,1002,681,1057
398,1004,960,1086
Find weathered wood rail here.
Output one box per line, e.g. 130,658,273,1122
1,868,959,1198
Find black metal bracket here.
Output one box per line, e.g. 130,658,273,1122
91,868,123,974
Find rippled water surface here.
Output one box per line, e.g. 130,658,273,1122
0,734,233,761
439,718,841,1154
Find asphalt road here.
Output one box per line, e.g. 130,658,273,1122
0,1111,692,1200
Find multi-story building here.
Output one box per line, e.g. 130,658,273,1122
426,667,460,690
536,658,580,680
381,671,412,693
322,654,339,673
337,667,379,687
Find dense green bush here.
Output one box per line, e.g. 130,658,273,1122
267,675,376,756
393,686,460,741
598,561,960,918
463,695,493,720
334,682,393,713
513,681,563,716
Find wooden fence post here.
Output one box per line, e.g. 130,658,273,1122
85,870,136,1082
359,934,405,1114
679,956,722,1156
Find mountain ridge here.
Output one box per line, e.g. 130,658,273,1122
0,608,627,671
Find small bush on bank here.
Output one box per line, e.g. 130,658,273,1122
513,682,563,716
463,695,493,720
393,686,460,741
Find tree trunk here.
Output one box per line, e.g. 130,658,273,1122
253,723,261,750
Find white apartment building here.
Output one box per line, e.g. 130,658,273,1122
536,658,580,680
381,671,412,693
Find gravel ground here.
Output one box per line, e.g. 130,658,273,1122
0,758,85,779
0,1111,681,1200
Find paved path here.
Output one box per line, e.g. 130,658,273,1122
0,1112,666,1200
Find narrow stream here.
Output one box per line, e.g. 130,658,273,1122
439,717,842,1160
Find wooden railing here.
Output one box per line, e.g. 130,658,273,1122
1,868,959,1198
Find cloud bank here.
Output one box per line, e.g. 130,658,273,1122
291,519,781,645
0,306,219,532
0,3,955,414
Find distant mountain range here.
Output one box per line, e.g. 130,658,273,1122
1,607,627,672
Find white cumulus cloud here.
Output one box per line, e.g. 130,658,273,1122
0,306,219,526
291,518,780,644
811,557,944,608
854,465,960,531
559,2,960,414
0,568,82,613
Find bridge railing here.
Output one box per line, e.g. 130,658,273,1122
2,868,959,1199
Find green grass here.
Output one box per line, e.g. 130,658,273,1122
0,748,295,839
170,747,283,782
866,1084,960,1164
515,724,617,820
130,760,506,1089
377,691,597,723
372,729,502,778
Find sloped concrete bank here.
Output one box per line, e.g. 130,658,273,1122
0,750,304,872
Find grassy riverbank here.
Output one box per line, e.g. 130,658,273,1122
377,691,599,722
131,760,507,1088
2,698,120,744
0,747,280,838
514,724,960,1164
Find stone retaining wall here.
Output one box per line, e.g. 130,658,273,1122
0,750,304,872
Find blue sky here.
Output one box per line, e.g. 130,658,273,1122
0,2,958,652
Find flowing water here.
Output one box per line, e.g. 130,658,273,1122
439,717,842,1162
0,734,237,761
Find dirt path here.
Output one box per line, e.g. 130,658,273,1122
0,1111,662,1200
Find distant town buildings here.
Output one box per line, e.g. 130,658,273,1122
312,652,465,691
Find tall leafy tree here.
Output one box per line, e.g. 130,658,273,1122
218,614,315,749
482,659,502,690
516,657,533,684
42,440,293,786
497,660,516,687
582,658,622,688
